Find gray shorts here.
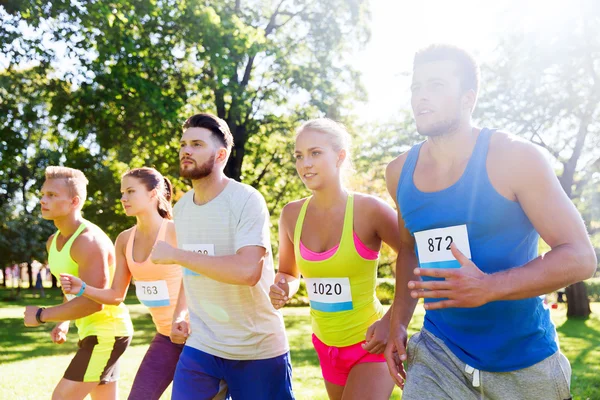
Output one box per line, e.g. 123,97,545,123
403,329,572,400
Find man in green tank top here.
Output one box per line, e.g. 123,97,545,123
23,166,133,400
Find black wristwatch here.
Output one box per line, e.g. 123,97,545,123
36,307,46,324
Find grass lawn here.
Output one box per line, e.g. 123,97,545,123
1,288,598,400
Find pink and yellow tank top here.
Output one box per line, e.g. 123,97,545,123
294,194,384,347
126,219,183,336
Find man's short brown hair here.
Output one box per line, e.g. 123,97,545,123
414,44,480,96
183,113,234,153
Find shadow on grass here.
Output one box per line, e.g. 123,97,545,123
290,347,320,368
556,315,600,367
283,312,320,368
1,288,67,307
0,316,81,362
555,312,600,400
0,287,159,364
0,287,141,307
284,315,311,331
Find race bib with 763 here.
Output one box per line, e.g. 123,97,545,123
181,244,215,276
305,277,353,312
135,280,170,307
414,224,472,269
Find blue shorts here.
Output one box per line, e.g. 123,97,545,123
172,346,294,400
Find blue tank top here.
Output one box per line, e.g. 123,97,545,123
397,128,558,372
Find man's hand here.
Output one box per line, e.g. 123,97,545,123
24,306,42,327
59,273,83,295
51,321,70,344
384,324,408,388
269,278,290,309
362,318,389,354
409,243,492,310
171,318,190,345
151,240,178,265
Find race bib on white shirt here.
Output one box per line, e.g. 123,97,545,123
135,280,170,307
182,244,215,276
305,277,353,312
414,224,472,269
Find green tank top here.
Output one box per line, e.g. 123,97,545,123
294,194,384,347
48,220,133,339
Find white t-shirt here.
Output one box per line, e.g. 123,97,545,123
174,180,289,360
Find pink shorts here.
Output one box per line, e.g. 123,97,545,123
312,334,386,386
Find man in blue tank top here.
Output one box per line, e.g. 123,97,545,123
383,44,596,399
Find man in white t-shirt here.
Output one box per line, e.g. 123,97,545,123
151,113,294,400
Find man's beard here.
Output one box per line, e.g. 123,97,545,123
416,108,461,138
180,154,215,180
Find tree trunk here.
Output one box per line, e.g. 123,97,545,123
224,123,247,182
566,281,591,318
558,116,593,318
224,143,245,181
27,262,33,290
558,115,590,198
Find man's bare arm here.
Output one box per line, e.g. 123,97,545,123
42,232,110,322
487,139,596,300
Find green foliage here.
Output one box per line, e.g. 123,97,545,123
0,206,55,265
476,4,600,223
349,115,420,274
0,0,370,250
0,65,67,263
0,68,62,211
287,278,309,307
375,278,395,305
585,278,600,302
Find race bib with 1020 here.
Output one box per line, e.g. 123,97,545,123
135,280,170,307
304,277,353,312
181,244,215,276
414,224,472,269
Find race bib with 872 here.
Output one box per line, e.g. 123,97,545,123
414,224,472,269
135,280,170,307
305,277,353,312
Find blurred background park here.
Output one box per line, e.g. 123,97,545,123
1,0,599,399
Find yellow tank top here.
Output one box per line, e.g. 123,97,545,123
48,221,133,339
294,194,384,347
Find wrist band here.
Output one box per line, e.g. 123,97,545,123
76,281,87,297
36,307,46,324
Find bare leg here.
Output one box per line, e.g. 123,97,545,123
52,378,99,400
341,362,395,400
90,381,118,400
324,380,345,400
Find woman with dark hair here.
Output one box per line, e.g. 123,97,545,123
60,167,213,399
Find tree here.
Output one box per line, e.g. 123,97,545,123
3,0,369,182
1,0,370,241
476,1,600,317
351,114,420,276
0,65,66,277
0,65,126,272
0,205,55,291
